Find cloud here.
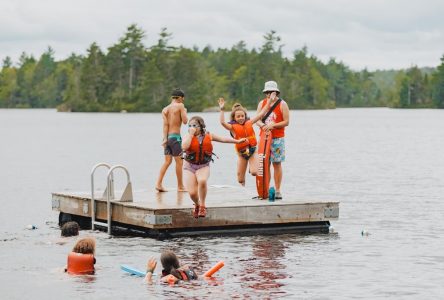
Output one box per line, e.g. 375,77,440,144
1,0,443,70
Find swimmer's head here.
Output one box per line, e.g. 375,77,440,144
160,250,180,272
61,221,80,237
72,237,96,254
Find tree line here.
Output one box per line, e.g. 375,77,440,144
0,24,443,111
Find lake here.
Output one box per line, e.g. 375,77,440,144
0,108,443,299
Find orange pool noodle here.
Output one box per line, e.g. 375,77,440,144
204,261,224,277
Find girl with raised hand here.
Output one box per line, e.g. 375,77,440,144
218,97,272,186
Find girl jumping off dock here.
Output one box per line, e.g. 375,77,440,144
218,98,271,186
182,116,246,218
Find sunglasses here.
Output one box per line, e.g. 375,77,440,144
264,91,273,95
188,124,199,128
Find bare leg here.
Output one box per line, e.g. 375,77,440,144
195,166,210,207
272,162,282,192
237,156,248,186
184,169,199,206
173,156,186,191
248,151,259,176
155,155,172,192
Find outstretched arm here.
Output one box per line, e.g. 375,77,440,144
218,98,232,131
250,93,275,124
211,133,247,144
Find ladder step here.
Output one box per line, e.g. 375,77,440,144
93,221,109,227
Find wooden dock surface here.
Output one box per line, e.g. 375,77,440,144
52,185,339,237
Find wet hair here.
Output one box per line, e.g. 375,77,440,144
72,237,96,254
161,250,182,278
189,116,206,134
171,88,185,97
61,221,80,237
230,103,248,122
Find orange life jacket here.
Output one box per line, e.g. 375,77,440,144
261,98,285,138
67,252,95,275
231,120,257,151
162,268,198,281
185,133,213,164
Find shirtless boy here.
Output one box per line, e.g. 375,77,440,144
155,88,188,192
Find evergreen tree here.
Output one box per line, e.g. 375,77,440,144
2,56,13,68
80,42,107,110
432,55,444,108
14,52,36,107
0,57,17,107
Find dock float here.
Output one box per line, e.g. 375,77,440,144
52,185,339,238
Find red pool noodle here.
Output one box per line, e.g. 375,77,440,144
204,261,225,277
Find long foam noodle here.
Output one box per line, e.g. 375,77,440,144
203,261,225,277
121,265,157,277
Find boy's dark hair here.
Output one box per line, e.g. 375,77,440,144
171,88,185,97
61,221,80,237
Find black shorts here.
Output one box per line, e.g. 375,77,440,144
164,134,182,157
238,146,256,160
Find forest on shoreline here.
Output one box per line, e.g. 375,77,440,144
1,24,443,112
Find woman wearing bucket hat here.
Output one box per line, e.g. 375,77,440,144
255,81,290,200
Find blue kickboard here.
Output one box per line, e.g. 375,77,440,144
121,265,150,277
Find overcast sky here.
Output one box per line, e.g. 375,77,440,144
1,0,443,70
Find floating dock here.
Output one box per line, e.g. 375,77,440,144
52,185,339,238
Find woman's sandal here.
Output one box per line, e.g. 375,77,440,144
198,206,207,218
192,204,200,218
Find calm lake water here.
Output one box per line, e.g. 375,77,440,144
0,108,443,299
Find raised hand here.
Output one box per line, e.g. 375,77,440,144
218,97,225,110
270,91,277,101
146,257,157,273
188,127,197,135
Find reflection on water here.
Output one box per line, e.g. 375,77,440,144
240,236,288,297
1,108,444,298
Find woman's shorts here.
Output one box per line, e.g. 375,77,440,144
183,161,210,174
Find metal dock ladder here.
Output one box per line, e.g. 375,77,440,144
91,163,133,234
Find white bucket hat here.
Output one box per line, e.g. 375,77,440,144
262,81,280,93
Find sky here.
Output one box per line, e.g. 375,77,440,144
1,0,444,71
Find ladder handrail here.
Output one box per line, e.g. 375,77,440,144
105,165,132,235
91,163,114,230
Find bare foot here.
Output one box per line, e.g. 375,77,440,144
177,186,187,192
155,186,168,192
